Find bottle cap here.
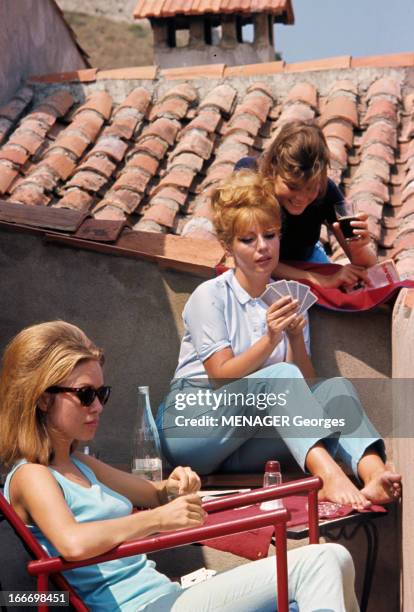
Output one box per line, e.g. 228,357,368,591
265,460,280,473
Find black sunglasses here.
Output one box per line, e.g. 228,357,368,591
46,385,111,407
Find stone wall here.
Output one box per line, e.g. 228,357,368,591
55,0,138,22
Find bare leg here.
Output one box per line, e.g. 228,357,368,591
358,449,402,504
305,442,371,510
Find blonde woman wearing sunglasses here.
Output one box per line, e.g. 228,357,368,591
0,321,359,611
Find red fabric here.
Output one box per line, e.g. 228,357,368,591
203,496,386,560
215,262,414,312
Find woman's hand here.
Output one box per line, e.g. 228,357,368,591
266,296,300,344
154,494,206,531
286,314,307,338
165,466,201,499
312,264,369,289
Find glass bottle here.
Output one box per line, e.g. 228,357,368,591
131,386,163,481
260,459,284,510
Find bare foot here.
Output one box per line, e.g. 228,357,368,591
318,469,371,511
360,467,402,504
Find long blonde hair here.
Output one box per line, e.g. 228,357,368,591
0,321,103,467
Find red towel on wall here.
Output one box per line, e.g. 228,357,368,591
216,263,414,313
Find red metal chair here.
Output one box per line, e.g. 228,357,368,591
0,476,322,612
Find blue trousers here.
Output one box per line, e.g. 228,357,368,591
157,363,385,476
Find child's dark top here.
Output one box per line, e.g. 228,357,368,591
235,156,346,261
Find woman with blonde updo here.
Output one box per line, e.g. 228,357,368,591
157,170,401,510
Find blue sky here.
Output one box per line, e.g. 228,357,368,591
273,0,414,62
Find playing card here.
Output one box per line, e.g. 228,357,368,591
260,286,278,306
299,291,318,314
296,282,310,309
181,568,217,588
267,280,291,298
287,280,298,301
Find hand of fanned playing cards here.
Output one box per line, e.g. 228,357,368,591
260,280,318,313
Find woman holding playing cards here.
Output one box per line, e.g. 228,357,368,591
235,120,377,290
157,170,401,510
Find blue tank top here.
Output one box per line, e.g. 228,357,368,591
4,457,180,611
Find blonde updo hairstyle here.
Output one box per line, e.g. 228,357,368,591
0,321,104,467
211,169,281,249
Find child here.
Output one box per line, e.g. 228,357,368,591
235,120,377,289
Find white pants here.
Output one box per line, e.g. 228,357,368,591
140,543,359,612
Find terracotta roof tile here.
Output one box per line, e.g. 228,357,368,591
170,152,204,172
181,109,222,135
162,64,226,80
199,85,237,115
366,77,402,101
115,87,152,115
97,67,158,80
0,163,18,194
320,96,358,127
285,56,351,73
285,82,318,109
360,121,397,150
95,189,142,214
140,118,180,146
134,0,293,19
162,83,199,104
152,186,188,207
225,61,285,77
44,91,75,117
349,178,389,203
328,80,358,97
352,52,414,70
94,205,127,221
77,153,116,179
234,94,272,124
153,167,196,192
52,132,89,158
223,113,263,138
73,91,113,121
88,135,128,163
149,97,191,121
134,136,169,159
326,137,348,168
28,68,98,84
353,158,390,184
171,130,213,159
64,170,107,193
0,146,30,166
360,142,395,165
114,168,151,194
126,152,159,176
278,103,315,125
56,188,94,211
142,201,179,228
11,184,51,207
362,98,398,126
42,152,77,180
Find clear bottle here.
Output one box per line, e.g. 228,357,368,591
260,460,284,511
131,386,163,481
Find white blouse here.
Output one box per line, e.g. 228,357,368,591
174,269,310,379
